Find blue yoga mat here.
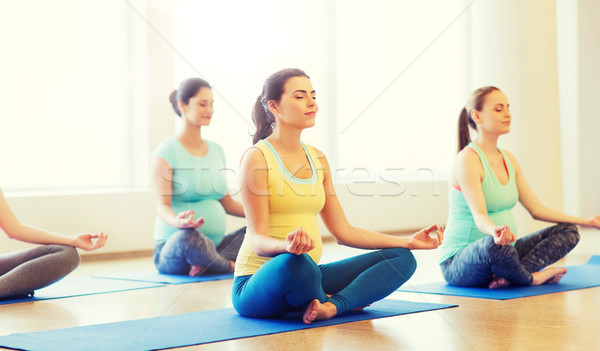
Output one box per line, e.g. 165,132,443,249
0,299,456,351
0,277,164,305
93,270,233,284
398,255,600,300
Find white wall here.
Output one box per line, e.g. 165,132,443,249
2,191,156,254
556,0,600,218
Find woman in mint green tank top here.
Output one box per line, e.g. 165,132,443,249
151,78,246,277
440,86,600,289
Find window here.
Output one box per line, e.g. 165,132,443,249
172,0,327,186
334,0,468,184
171,1,468,188
0,1,131,191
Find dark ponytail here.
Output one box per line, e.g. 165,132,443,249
252,95,275,144
457,86,500,152
169,78,211,117
252,68,310,144
457,107,475,152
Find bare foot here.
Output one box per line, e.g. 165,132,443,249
302,299,337,324
488,276,511,289
546,270,567,284
531,267,568,286
302,299,321,324
188,265,206,277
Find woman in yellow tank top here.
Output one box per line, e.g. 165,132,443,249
232,68,444,324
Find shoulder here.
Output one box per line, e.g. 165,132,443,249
305,144,330,168
206,139,226,158
453,146,483,181
240,145,267,170
152,137,178,162
154,137,175,150
455,146,480,167
240,146,269,188
501,149,522,172
205,139,223,152
309,144,325,158
302,143,325,158
501,149,517,164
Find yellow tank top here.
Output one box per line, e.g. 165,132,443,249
234,140,326,276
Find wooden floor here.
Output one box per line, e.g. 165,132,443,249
1,228,599,351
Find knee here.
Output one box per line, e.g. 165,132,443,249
485,237,518,260
173,228,201,241
172,228,210,247
481,235,496,247
383,248,417,278
56,245,81,272
559,223,580,245
402,251,417,279
484,235,505,252
277,253,321,281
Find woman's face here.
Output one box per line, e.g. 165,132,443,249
473,89,511,135
270,76,318,130
180,87,214,127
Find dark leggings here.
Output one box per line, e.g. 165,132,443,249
232,248,417,318
0,245,80,299
153,227,246,275
441,223,580,286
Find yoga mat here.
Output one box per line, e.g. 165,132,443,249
0,277,164,305
398,255,600,300
93,270,233,284
0,299,457,351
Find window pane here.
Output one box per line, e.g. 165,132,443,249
335,0,467,182
172,0,325,185
0,0,129,191
170,0,468,186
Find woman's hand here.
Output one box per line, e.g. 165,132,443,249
173,210,205,229
493,225,516,245
72,232,108,251
586,215,600,230
284,226,315,255
407,224,444,250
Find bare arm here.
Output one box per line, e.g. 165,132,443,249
454,149,515,244
0,189,107,251
507,151,600,229
151,156,204,229
316,149,443,250
240,147,314,257
219,193,245,217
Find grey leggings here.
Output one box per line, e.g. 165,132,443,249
153,226,246,275
0,245,80,299
441,223,580,287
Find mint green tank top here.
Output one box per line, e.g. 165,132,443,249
439,143,519,263
152,137,229,246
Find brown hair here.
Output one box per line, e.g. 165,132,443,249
252,68,310,144
457,86,500,152
169,78,211,117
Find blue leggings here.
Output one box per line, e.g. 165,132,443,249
441,223,580,286
232,248,416,318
